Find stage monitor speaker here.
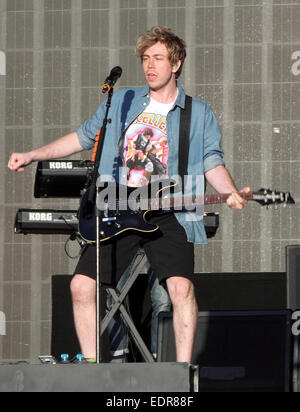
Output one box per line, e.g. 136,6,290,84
286,245,300,311
193,273,286,311
157,310,292,392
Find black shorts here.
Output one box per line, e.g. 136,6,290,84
74,212,195,287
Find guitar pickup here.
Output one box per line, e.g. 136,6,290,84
102,217,117,222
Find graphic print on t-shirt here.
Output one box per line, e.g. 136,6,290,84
124,112,169,187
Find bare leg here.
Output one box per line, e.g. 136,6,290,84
166,277,198,363
70,274,96,359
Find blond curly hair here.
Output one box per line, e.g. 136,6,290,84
136,27,187,79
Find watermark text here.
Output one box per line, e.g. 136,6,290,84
0,51,6,76
291,51,300,76
0,311,6,336
96,175,205,217
292,311,300,336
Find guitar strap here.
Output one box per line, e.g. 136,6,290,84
178,95,192,184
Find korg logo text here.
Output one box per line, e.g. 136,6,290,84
49,162,73,169
291,51,300,76
0,51,6,76
0,311,6,336
29,213,52,222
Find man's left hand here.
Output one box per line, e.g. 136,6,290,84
227,187,251,210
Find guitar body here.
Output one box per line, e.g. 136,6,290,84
78,183,159,243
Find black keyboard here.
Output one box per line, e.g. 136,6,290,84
15,209,79,235
15,210,219,238
34,160,94,198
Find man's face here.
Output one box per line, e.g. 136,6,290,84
142,42,180,91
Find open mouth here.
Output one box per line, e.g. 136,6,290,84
147,73,157,81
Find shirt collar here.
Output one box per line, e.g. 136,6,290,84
175,81,186,109
140,81,186,108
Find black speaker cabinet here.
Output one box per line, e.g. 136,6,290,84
157,311,292,392
286,245,300,311
193,273,287,311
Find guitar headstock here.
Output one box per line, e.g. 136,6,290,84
252,188,295,208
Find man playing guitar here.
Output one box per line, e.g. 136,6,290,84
8,27,250,363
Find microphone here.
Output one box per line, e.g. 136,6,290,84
101,66,122,94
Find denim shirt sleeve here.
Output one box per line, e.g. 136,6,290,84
76,99,107,150
203,104,225,173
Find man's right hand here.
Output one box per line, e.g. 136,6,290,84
8,152,33,172
7,133,84,173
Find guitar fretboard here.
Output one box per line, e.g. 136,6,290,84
203,192,253,205
140,192,253,211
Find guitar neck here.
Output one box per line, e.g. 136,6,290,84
203,192,253,205
155,192,253,210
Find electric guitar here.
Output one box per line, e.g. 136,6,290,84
78,181,295,244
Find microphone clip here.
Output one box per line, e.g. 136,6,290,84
101,66,122,94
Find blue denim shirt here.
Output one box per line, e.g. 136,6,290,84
76,82,225,244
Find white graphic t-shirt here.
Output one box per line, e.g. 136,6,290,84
124,93,177,187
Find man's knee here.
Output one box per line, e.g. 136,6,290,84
166,276,195,303
70,274,95,303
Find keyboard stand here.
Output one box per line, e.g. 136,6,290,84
100,250,155,363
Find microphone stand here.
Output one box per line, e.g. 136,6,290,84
87,87,114,364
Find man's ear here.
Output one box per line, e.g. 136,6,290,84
172,60,182,74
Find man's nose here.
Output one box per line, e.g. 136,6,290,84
147,58,155,69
